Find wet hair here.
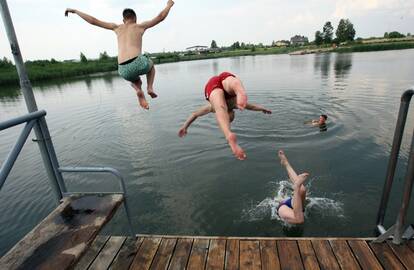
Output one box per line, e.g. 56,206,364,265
321,114,328,120
123,8,136,21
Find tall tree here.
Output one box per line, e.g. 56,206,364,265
99,51,109,60
315,31,323,45
323,21,334,44
80,52,88,63
336,19,356,43
211,40,218,49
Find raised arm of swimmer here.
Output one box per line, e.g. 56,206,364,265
141,0,175,29
65,9,118,30
178,105,212,137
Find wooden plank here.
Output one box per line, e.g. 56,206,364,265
150,238,177,270
206,239,226,270
136,234,377,241
329,240,360,270
408,240,414,252
89,236,126,270
277,240,304,270
74,235,110,270
348,240,383,270
311,240,340,270
168,238,193,270
0,194,124,270
240,240,261,270
225,239,239,270
260,240,280,270
386,241,414,270
187,239,209,270
109,237,144,270
369,242,405,270
130,237,162,270
297,240,320,270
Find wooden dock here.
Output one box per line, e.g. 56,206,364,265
74,235,414,270
1,194,413,270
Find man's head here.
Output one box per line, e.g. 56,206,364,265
123,8,136,23
319,114,328,124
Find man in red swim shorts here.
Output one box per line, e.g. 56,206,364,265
178,72,272,160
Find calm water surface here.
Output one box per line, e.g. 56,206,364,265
1,50,414,255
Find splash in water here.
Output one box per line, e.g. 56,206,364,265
242,179,345,226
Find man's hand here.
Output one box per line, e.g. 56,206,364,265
262,108,272,114
65,8,76,17
167,0,175,7
178,127,187,138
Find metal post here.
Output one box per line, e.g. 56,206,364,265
393,130,414,244
376,90,414,227
0,0,64,201
0,120,36,189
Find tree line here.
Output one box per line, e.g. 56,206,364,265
314,19,356,45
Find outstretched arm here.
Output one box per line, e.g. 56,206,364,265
65,9,118,30
245,103,272,114
178,104,212,137
141,0,175,29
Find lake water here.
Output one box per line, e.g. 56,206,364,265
1,50,414,256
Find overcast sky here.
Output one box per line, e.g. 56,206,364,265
1,0,413,61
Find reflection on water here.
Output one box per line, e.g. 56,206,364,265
1,50,414,256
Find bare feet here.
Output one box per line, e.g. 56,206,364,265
236,93,247,111
147,88,158,99
278,150,289,167
227,133,246,160
295,173,309,188
136,91,149,110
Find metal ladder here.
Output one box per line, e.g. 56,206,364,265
376,89,414,244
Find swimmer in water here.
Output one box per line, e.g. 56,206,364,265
277,150,309,224
305,114,328,127
178,72,272,160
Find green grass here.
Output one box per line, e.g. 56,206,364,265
334,41,414,53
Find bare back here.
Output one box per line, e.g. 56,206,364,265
114,23,145,64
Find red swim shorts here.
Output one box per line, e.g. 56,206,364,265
204,72,236,100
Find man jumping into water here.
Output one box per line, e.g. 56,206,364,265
178,72,272,160
65,0,175,110
277,150,309,224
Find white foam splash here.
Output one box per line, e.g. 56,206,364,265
242,179,345,226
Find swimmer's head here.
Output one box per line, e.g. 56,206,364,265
319,114,328,124
123,8,137,23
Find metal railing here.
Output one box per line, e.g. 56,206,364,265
0,111,135,236
375,89,414,244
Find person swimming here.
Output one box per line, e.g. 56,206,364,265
277,150,309,224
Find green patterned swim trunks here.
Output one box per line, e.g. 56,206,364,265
118,55,153,82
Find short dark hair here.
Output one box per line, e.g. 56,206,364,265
123,8,136,20
321,114,328,120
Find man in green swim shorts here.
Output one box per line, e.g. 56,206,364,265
65,0,175,110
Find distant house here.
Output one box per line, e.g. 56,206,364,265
185,46,209,53
290,35,309,46
274,40,290,47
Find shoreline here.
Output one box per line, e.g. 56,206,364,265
1,41,414,87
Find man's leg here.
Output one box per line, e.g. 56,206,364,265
223,77,247,110
131,78,149,110
279,150,307,204
146,66,158,98
291,173,308,223
209,89,246,160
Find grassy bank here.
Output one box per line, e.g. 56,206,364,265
0,58,117,86
1,41,413,87
333,41,414,53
